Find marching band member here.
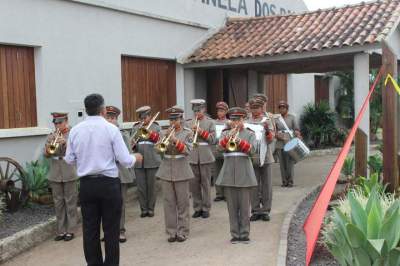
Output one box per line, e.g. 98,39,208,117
105,106,135,243
247,97,275,222
44,112,78,242
275,101,301,187
131,106,161,218
216,107,257,244
213,101,229,202
187,99,216,219
155,106,194,243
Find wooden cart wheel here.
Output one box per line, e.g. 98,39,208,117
0,157,28,212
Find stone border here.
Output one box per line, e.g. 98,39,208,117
276,185,322,266
0,186,140,264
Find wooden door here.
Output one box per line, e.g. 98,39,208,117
314,75,329,104
206,69,223,118
264,74,287,113
121,56,176,121
225,69,248,108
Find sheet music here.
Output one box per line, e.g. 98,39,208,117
215,124,226,139
244,123,264,141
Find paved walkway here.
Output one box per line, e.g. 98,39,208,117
3,154,337,266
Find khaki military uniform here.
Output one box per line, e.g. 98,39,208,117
216,128,257,239
246,115,275,215
132,122,161,214
187,117,216,213
118,130,136,232
155,128,194,238
45,129,78,235
275,113,299,185
213,118,229,199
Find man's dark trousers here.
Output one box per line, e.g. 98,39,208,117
80,176,122,266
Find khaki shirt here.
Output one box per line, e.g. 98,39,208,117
215,128,257,188
118,130,135,184
246,114,275,166
155,128,194,182
186,117,216,165
131,122,162,169
45,130,77,182
274,113,299,149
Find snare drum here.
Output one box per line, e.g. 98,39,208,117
283,138,310,163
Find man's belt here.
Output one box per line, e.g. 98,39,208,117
164,154,185,159
52,156,64,160
138,141,154,145
223,152,248,157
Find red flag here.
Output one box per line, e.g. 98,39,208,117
303,66,384,265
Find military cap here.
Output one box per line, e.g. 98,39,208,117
252,93,268,103
227,107,247,119
166,105,184,119
278,100,289,108
51,112,68,123
249,97,264,108
136,105,151,118
216,101,229,111
106,106,121,117
190,99,206,111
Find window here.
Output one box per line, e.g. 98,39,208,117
0,45,37,129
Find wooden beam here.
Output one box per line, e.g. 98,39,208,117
355,129,368,178
382,42,399,192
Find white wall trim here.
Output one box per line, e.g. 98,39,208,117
61,0,211,30
0,127,51,139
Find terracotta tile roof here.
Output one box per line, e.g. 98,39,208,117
187,0,400,63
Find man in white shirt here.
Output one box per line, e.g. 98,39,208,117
65,94,142,266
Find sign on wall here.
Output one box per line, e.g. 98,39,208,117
200,0,296,16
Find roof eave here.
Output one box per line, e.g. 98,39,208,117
184,43,382,68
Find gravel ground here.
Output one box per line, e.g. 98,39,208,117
286,188,339,266
0,204,54,240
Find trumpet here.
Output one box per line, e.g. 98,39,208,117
155,127,175,153
192,117,200,148
47,128,63,155
131,112,160,147
226,126,241,152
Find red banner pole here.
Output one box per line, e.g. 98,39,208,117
303,66,384,265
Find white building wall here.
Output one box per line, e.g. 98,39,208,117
287,74,315,121
0,0,308,165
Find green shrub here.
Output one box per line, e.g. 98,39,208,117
20,158,50,201
300,101,338,149
323,187,400,266
342,157,355,177
368,154,383,178
356,173,386,197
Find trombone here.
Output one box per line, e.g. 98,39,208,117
192,117,200,148
47,128,63,155
131,112,160,147
226,126,241,152
155,127,175,153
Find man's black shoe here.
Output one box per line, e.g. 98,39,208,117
230,237,240,244
168,236,177,243
176,235,187,242
201,211,210,219
54,234,65,241
250,214,259,222
260,213,270,221
140,212,148,218
192,211,202,218
214,196,225,202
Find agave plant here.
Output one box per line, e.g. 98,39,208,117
323,187,400,266
19,159,50,202
357,173,386,197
